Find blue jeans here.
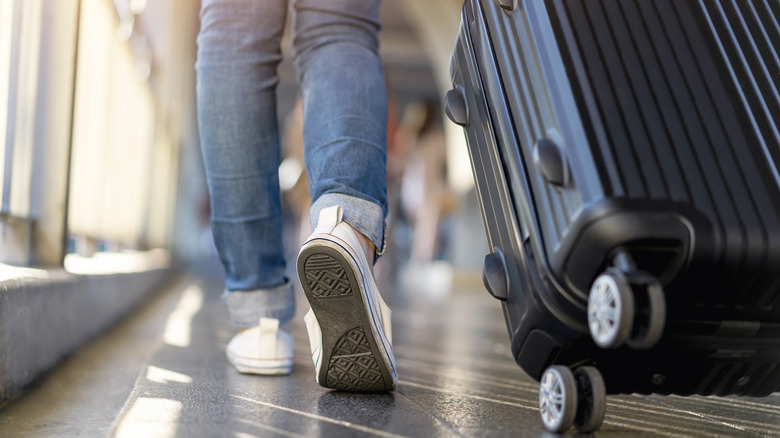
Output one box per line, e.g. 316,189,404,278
196,0,387,327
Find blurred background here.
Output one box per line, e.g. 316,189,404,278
0,0,486,270
0,0,487,402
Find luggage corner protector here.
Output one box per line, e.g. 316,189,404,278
533,137,569,187
492,0,517,11
483,250,509,301
444,87,468,127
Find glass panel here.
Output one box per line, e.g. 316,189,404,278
102,42,154,243
0,0,18,213
69,0,155,247
69,0,114,239
9,0,43,218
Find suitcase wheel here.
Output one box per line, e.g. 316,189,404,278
539,366,577,432
539,365,607,433
587,271,635,348
626,278,666,350
573,366,607,433
587,270,666,350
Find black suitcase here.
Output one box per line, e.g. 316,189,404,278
446,0,780,432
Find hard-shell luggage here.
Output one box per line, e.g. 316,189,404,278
445,0,780,432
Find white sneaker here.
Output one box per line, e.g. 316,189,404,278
226,318,294,375
297,205,396,392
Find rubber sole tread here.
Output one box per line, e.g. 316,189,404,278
304,253,352,297
298,244,393,392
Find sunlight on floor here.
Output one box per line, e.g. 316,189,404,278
114,397,182,438
146,366,193,384
162,284,204,348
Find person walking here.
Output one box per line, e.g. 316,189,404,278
195,0,396,392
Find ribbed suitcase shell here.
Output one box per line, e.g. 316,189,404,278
451,0,780,396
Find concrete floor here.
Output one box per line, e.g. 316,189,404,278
1,263,780,437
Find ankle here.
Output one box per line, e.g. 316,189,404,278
236,319,291,334
347,224,376,267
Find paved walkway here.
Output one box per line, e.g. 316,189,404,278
2,265,779,437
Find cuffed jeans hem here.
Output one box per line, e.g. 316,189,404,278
223,282,296,328
310,193,385,256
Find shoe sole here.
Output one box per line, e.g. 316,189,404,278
227,347,293,375
298,242,395,392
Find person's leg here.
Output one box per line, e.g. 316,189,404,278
196,0,294,374
291,0,396,392
292,0,388,254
